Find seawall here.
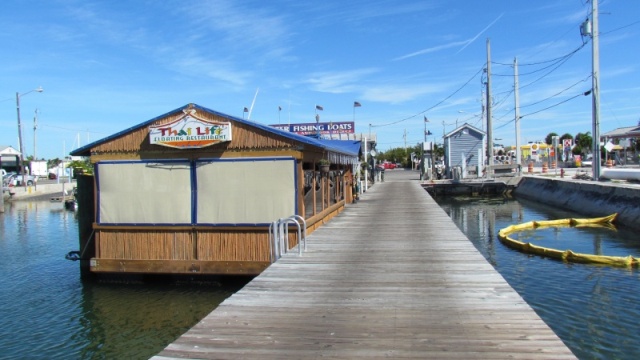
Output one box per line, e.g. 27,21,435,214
3,181,76,201
514,176,640,230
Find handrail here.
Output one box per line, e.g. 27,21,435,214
268,221,280,263
269,215,308,262
289,215,307,252
280,216,302,256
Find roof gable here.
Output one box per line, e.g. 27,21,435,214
70,104,360,159
444,123,485,139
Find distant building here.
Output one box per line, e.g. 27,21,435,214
443,124,485,179
0,145,21,173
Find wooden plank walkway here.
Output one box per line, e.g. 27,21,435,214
153,170,575,359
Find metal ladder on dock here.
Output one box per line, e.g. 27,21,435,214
269,215,307,262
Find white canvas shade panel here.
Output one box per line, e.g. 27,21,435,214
97,161,192,224
96,158,296,225
196,159,296,224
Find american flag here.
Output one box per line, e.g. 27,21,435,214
354,101,361,107
316,105,323,111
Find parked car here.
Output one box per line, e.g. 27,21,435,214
382,162,396,170
6,173,38,186
2,172,17,186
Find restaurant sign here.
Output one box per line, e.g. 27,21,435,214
149,113,232,149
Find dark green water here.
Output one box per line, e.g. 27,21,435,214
2,196,639,359
435,195,640,360
0,200,250,359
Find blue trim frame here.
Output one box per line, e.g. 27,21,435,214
95,159,192,226
194,157,298,227
94,157,298,228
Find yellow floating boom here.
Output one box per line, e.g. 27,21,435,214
498,213,639,268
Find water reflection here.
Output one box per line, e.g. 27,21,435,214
0,200,250,359
435,196,640,360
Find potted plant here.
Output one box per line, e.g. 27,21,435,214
319,159,331,173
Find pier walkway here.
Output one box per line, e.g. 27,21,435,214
153,170,575,359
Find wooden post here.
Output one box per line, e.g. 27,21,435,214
76,174,96,280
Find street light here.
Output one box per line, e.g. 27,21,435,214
16,86,44,189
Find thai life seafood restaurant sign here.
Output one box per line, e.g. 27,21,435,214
270,121,354,136
149,115,232,149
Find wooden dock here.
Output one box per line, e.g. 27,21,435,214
153,170,575,359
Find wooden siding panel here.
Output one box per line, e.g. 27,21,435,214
449,130,483,168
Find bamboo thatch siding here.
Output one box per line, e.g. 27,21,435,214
92,110,304,156
197,231,271,262
97,230,194,260
96,229,302,263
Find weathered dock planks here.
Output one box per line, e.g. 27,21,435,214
153,170,576,359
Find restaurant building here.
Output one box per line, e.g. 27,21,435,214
70,103,360,276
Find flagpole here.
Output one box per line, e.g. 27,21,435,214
353,101,361,141
315,104,323,138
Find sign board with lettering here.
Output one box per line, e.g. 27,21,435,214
270,122,355,136
149,113,232,149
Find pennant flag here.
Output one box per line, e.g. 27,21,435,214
354,101,361,107
424,115,429,122
316,105,323,111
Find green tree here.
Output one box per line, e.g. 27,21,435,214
545,132,558,145
559,133,573,141
574,132,592,156
68,159,93,175
47,158,62,169
575,132,592,150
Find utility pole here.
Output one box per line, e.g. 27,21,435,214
591,0,601,181
33,109,38,160
420,121,424,180
514,58,521,168
479,90,485,132
486,38,493,174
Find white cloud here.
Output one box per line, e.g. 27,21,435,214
306,68,380,93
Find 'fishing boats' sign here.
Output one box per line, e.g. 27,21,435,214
150,113,232,149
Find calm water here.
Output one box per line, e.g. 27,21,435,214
435,196,640,360
0,200,250,360
3,197,640,359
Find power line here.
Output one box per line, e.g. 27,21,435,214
491,42,587,68
495,89,590,131
372,64,486,128
520,91,588,119
520,75,592,109
600,19,640,35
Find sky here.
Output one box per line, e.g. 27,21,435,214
1,0,639,160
